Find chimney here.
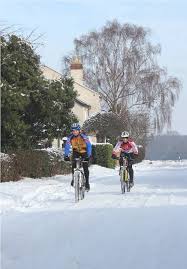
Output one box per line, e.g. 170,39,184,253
70,56,83,84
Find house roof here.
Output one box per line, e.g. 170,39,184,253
76,98,91,108
41,65,100,97
74,81,100,98
41,65,62,78
40,65,92,108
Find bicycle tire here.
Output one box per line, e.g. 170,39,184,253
124,170,130,192
126,181,130,192
80,172,85,200
74,171,80,202
120,169,125,194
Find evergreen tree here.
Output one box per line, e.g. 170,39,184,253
1,34,77,151
25,77,77,146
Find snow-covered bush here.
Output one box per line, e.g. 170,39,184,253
1,149,71,182
135,145,145,163
92,143,115,168
0,153,20,182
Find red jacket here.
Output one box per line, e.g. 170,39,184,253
113,139,138,155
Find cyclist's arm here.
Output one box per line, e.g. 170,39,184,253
64,136,72,156
112,141,123,156
81,134,92,157
86,141,92,158
129,141,138,155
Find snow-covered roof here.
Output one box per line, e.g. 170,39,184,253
41,65,100,97
74,81,100,97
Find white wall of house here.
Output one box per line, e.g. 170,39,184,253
72,103,90,126
73,82,101,117
41,60,101,148
70,58,101,120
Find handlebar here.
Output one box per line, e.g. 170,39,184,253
74,157,89,163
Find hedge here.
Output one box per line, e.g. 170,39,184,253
91,143,116,168
1,153,21,182
0,149,71,182
134,145,145,163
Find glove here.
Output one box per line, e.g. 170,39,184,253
83,155,90,162
111,153,117,159
64,156,70,161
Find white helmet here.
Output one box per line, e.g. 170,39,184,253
121,131,129,138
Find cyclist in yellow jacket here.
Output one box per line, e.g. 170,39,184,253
64,123,92,191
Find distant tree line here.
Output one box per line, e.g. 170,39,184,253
145,134,187,160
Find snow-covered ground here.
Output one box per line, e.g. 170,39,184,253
1,160,187,269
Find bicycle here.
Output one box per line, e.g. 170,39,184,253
73,157,88,203
119,153,131,194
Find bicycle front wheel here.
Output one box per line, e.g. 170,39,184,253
74,171,80,203
80,172,85,200
124,170,131,192
120,170,125,194
126,181,130,192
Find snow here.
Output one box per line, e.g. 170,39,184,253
1,160,187,269
39,147,64,159
0,153,11,161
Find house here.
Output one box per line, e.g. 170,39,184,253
41,58,101,147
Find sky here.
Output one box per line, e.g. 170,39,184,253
1,0,187,134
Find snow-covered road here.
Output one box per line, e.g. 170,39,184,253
1,160,187,269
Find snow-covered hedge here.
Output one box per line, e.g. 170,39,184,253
135,145,145,163
1,153,21,182
91,143,115,168
1,149,71,182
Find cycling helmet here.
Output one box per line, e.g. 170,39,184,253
71,123,81,131
121,131,129,138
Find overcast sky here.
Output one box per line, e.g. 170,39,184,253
1,0,187,134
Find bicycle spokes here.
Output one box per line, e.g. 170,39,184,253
74,157,87,202
120,156,131,194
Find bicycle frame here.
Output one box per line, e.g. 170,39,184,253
73,157,87,203
119,155,130,194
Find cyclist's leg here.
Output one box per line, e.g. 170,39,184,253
83,163,90,190
71,152,79,186
82,153,90,190
119,155,123,174
119,155,123,166
128,162,134,184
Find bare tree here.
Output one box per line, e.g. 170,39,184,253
83,110,150,145
63,20,181,133
0,24,44,50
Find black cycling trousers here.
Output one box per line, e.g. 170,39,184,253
72,152,89,183
119,157,134,182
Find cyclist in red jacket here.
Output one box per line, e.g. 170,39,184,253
112,131,138,187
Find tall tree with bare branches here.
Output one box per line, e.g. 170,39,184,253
63,20,181,134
